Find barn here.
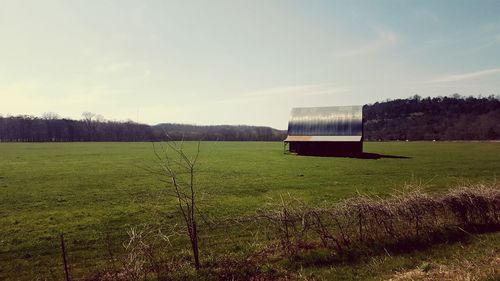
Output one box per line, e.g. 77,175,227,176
284,105,363,156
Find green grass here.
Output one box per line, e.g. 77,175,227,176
293,231,500,280
0,141,499,280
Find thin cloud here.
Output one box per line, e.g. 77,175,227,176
211,83,350,105
93,62,132,73
335,28,397,58
243,83,350,98
413,9,440,23
429,68,500,83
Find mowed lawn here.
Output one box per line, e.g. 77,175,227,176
0,141,499,280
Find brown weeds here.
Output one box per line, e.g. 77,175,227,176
258,184,500,258
86,184,500,280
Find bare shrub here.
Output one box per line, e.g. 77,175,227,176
257,194,313,255
152,141,203,270
389,189,445,243
122,225,173,280
442,184,500,228
87,224,178,281
257,184,500,258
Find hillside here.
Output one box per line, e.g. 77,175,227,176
364,95,500,141
154,123,285,141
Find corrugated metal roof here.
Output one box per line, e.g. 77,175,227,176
287,105,363,140
284,135,362,142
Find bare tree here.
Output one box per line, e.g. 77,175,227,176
42,112,60,120
42,112,61,141
81,112,96,123
82,112,97,141
153,141,202,270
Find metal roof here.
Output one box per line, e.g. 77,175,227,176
286,105,363,141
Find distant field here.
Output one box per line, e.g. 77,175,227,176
0,141,499,280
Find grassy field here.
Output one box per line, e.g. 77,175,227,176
0,141,499,280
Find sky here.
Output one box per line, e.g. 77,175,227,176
1,0,500,129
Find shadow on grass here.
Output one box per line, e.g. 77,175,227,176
286,224,500,269
354,152,411,159
293,152,411,159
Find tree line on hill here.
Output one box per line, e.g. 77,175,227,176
0,112,286,142
154,123,284,141
363,94,500,141
0,95,499,142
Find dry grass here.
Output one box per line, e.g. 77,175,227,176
389,249,500,281
258,184,500,259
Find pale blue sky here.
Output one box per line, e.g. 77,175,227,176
1,0,500,129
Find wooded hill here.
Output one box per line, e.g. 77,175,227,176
0,95,499,142
364,95,500,141
154,123,285,141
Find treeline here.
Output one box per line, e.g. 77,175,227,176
154,123,285,141
1,95,499,142
364,95,500,141
0,112,286,142
0,112,155,142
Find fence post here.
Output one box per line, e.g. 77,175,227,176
60,233,71,281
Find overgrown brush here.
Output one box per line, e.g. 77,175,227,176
87,184,500,280
87,224,183,281
258,184,500,258
443,186,500,229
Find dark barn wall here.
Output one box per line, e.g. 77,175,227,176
289,141,363,157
